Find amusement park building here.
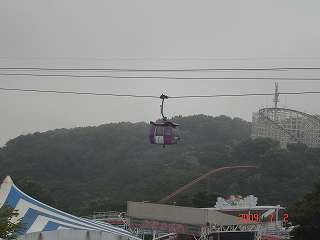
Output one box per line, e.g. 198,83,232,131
1,175,291,240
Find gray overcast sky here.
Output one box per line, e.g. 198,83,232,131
1,1,320,146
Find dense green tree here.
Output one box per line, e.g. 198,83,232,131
286,142,308,155
176,195,193,207
232,137,280,163
0,203,26,239
75,198,127,217
13,176,58,207
192,190,220,208
287,181,320,240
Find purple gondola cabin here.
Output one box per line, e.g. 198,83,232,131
149,121,180,146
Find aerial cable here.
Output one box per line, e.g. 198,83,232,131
1,67,320,72
169,91,320,98
0,87,320,98
1,56,320,61
1,73,320,81
0,87,158,98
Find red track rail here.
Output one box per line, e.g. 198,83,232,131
159,165,258,203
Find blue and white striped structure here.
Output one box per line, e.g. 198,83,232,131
0,176,140,240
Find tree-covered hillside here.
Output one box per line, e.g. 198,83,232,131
0,114,319,216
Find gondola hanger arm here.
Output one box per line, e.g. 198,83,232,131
160,94,168,121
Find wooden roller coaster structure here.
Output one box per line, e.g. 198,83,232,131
159,165,258,203
251,107,320,148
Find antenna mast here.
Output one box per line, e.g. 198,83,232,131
273,82,279,109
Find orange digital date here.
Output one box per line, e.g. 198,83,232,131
238,214,259,222
238,213,289,222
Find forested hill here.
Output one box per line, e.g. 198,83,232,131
0,114,319,215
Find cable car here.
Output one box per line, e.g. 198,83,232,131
149,94,180,147
149,121,180,146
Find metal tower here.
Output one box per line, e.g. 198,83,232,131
273,82,279,109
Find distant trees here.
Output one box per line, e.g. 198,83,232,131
287,181,320,240
232,137,280,163
174,190,221,208
14,176,57,207
0,203,26,239
75,198,127,217
192,190,220,208
0,114,320,216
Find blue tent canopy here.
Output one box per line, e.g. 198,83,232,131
0,176,140,239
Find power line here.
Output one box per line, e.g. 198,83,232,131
1,56,320,61
170,92,320,98
0,87,158,98
1,67,319,80
1,67,320,72
1,73,319,81
1,87,320,99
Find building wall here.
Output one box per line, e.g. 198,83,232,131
17,229,137,240
127,201,242,226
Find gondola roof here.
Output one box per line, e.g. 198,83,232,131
150,121,179,127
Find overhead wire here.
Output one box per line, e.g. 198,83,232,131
1,67,320,72
1,66,319,97
1,56,320,61
1,66,320,80
1,72,320,81
0,87,158,98
0,87,320,99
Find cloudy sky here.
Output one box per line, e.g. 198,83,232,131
1,1,320,146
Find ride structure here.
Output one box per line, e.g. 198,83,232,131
251,83,320,148
251,107,320,148
149,94,180,147
159,166,258,203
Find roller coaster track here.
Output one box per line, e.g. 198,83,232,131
251,107,320,148
159,166,257,203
